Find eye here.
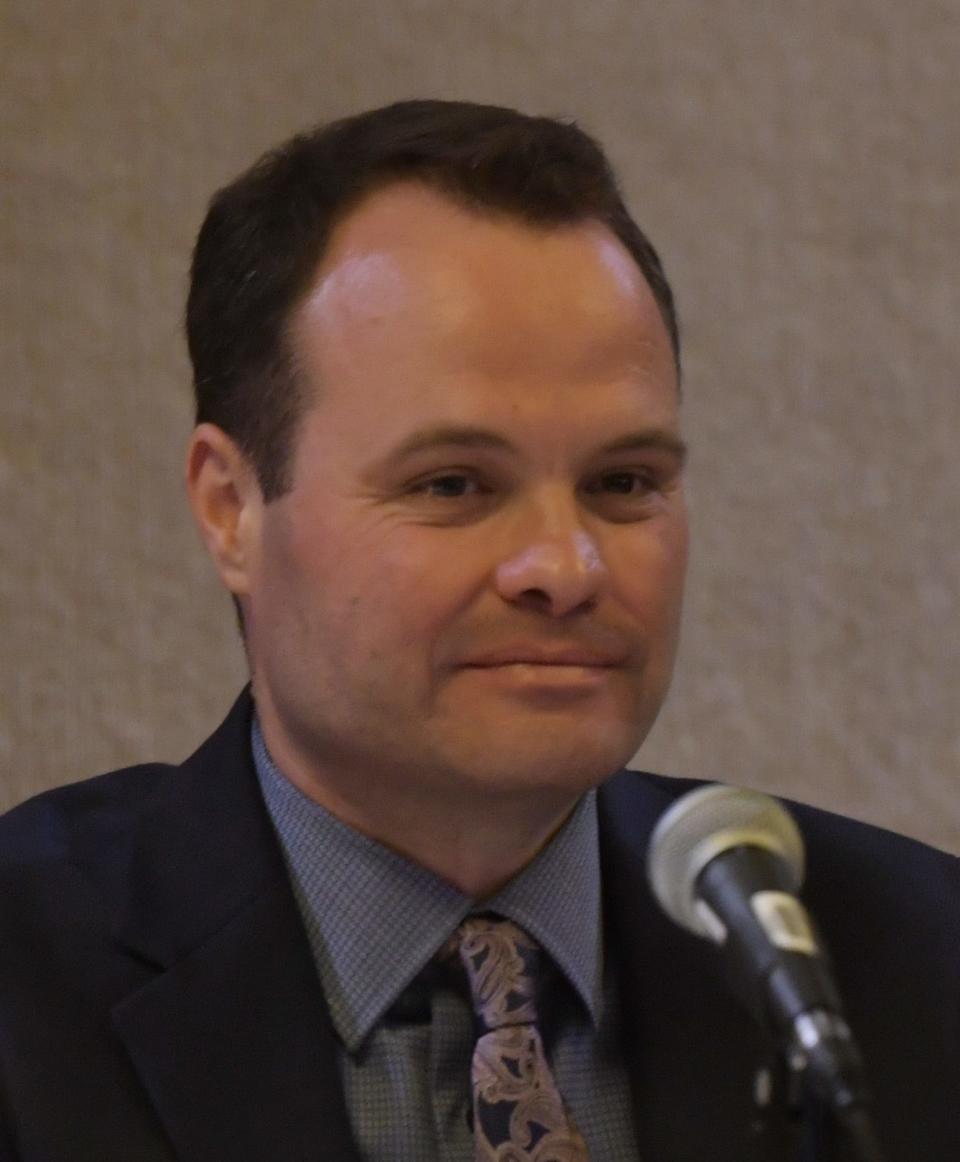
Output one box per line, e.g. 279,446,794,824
581,467,672,522
587,470,658,496
401,471,499,525
412,473,485,499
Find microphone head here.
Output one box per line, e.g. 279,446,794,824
648,784,805,938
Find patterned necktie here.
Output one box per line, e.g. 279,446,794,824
447,916,591,1161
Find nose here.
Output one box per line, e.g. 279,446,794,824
493,498,608,617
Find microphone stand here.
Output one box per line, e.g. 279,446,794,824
783,1029,888,1162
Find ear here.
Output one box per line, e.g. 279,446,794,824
185,423,263,596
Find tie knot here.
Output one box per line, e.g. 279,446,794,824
448,916,541,1031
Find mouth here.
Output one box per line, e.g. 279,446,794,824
457,658,624,701
455,644,632,701
461,648,627,670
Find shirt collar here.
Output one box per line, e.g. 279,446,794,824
252,718,604,1052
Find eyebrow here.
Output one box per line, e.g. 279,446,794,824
382,424,688,466
597,430,688,464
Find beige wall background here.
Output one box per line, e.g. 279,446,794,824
3,0,958,851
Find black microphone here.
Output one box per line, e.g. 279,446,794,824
647,784,886,1161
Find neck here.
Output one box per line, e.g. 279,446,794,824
255,714,580,899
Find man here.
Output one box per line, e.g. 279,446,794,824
0,101,957,1161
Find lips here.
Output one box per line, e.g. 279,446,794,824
461,646,627,668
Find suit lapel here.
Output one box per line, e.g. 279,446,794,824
111,691,361,1162
598,771,804,1162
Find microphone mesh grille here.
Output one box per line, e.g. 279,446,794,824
647,785,805,937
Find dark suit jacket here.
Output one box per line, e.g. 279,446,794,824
0,690,957,1161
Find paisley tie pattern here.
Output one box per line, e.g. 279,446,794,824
447,917,591,1162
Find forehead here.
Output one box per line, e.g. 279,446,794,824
297,183,672,368
313,181,648,297
286,184,678,458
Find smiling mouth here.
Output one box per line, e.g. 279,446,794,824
462,649,627,669
458,659,625,696
465,660,619,671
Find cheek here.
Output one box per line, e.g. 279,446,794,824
316,529,483,660
661,517,690,604
609,518,688,630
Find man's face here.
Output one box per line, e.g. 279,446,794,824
240,183,688,807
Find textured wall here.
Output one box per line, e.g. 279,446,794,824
3,0,958,850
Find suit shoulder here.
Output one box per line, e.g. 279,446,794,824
602,767,710,825
608,766,707,803
0,762,174,870
789,797,960,925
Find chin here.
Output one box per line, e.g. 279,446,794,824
444,726,642,798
